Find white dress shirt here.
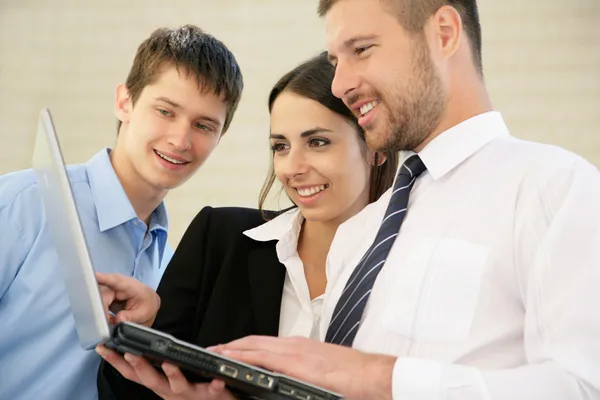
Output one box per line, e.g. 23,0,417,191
244,209,324,340
321,112,600,400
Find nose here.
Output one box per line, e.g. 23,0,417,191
279,148,310,180
331,60,359,100
167,120,192,152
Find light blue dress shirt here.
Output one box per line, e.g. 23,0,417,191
0,149,173,400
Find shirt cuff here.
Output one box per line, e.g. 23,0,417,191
392,357,490,400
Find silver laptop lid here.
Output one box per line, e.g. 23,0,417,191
32,108,111,350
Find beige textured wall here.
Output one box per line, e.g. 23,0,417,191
0,0,598,246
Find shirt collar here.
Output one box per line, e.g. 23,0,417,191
415,111,510,180
243,208,302,242
243,208,303,261
86,148,169,233
148,201,169,233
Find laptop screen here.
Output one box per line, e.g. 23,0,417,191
32,108,111,350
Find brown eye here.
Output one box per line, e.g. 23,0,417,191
271,143,288,152
308,138,329,148
355,45,373,55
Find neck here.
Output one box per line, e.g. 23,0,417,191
415,74,493,152
109,148,167,226
297,218,341,300
298,219,339,261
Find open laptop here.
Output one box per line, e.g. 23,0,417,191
31,108,343,400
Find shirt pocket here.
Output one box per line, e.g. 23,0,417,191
382,237,489,342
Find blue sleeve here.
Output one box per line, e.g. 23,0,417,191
0,204,28,301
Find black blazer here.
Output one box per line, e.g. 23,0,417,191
97,206,287,399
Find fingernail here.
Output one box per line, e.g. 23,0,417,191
96,346,107,357
162,363,175,375
124,353,137,365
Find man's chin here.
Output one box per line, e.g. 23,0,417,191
146,174,188,193
365,131,392,152
157,178,189,191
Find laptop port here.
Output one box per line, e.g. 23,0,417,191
279,383,295,396
245,372,254,381
294,389,311,400
218,364,238,378
257,374,274,389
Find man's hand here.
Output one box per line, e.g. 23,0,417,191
211,336,396,400
96,346,236,400
96,272,160,327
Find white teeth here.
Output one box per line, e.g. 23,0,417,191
360,101,378,116
156,150,186,165
297,184,327,197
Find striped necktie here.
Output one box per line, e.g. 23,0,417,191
325,154,427,346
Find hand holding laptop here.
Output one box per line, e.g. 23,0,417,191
96,272,160,327
96,347,235,400
94,272,237,400
212,336,396,400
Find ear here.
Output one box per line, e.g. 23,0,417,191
115,83,133,124
432,5,462,60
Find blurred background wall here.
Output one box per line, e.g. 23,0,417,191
0,0,598,246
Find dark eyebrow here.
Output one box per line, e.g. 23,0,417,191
328,35,380,64
156,96,222,128
269,128,332,140
343,34,380,48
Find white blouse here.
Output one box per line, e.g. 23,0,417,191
244,209,324,340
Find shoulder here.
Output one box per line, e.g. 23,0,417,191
509,138,597,189
185,206,278,239
173,206,280,268
0,163,90,246
0,169,39,210
0,170,42,247
474,137,600,221
474,136,598,198
490,136,594,174
0,163,89,209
